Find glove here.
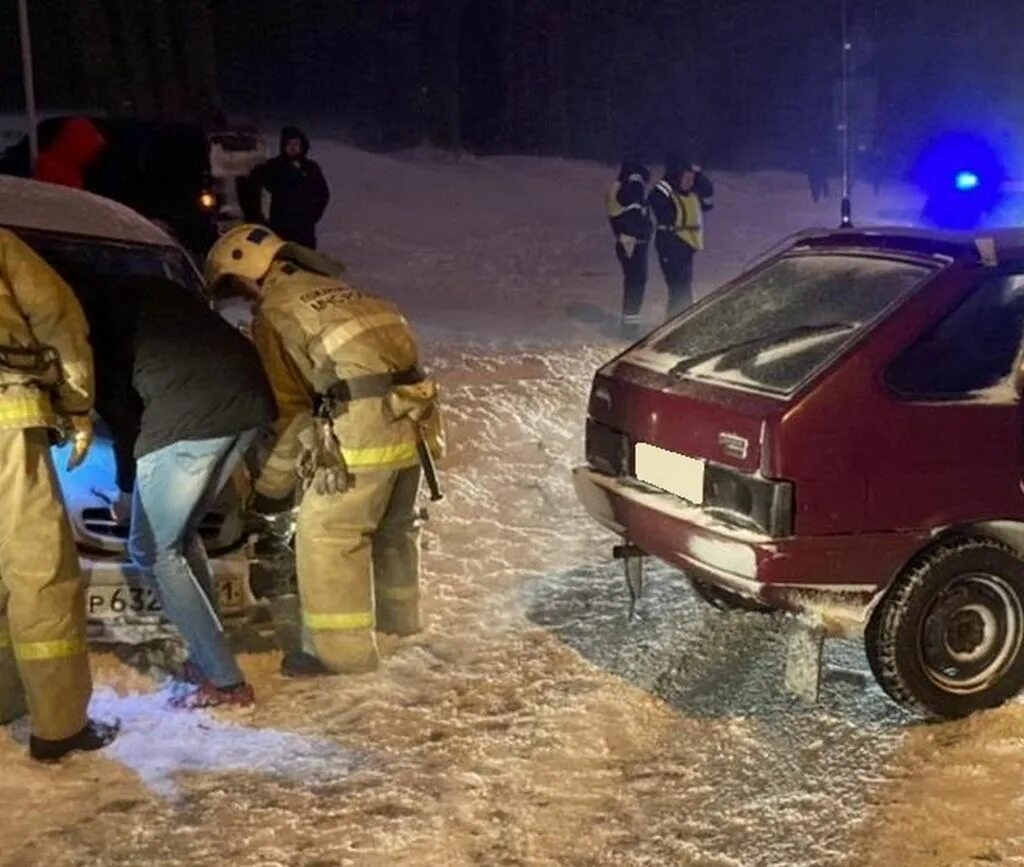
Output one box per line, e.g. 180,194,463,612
312,466,347,497
65,414,93,471
301,416,349,497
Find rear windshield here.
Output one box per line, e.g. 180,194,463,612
640,252,935,395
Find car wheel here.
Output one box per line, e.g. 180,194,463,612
689,576,771,613
865,538,1024,719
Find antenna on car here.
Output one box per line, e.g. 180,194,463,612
839,0,853,228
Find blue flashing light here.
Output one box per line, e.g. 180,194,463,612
955,171,980,191
914,132,1007,229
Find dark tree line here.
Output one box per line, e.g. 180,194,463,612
5,0,1024,176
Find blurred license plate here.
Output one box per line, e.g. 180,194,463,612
634,443,705,504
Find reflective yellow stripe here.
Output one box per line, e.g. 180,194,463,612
319,312,406,359
0,396,51,423
14,637,87,661
341,441,418,467
304,611,374,631
377,585,418,602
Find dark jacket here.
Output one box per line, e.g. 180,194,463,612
243,126,330,248
607,161,652,242
73,275,276,492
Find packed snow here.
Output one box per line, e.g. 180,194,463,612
5,136,1024,867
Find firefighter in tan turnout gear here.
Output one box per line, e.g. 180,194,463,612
206,224,443,676
0,228,118,761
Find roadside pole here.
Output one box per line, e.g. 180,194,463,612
17,0,39,166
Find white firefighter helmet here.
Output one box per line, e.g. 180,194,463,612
205,223,287,286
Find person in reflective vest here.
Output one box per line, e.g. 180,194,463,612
648,155,715,319
606,160,652,338
0,228,118,762
205,225,444,677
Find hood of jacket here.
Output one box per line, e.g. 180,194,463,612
280,125,310,158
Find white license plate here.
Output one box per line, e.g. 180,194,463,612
85,576,244,618
86,584,162,618
634,443,705,504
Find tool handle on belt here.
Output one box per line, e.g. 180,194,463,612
417,436,443,502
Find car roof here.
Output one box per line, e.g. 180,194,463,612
0,175,177,246
790,225,1024,263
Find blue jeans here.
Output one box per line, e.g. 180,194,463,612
128,430,259,688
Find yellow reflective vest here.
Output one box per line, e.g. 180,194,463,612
654,180,704,251
0,229,93,430
252,259,444,498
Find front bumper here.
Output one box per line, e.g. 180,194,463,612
573,467,928,633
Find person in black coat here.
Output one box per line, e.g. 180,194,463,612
241,126,330,249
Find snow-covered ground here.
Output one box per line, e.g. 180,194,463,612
5,140,1024,866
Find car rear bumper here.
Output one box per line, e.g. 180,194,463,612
574,467,930,631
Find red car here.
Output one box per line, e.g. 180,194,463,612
575,227,1024,719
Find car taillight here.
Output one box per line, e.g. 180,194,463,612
586,418,632,477
703,464,793,537
199,190,217,212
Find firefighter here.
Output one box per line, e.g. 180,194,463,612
0,228,118,762
205,225,444,677
606,160,652,339
648,155,715,319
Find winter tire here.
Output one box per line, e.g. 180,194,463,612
865,538,1024,719
689,576,771,613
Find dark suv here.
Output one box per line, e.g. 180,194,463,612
0,116,218,254
576,226,1024,719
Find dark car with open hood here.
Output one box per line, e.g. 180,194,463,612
575,226,1024,719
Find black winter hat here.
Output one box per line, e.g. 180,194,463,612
618,160,651,182
665,153,693,178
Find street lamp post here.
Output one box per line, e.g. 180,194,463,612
17,0,38,166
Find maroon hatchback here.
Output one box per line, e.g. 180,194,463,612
575,226,1024,719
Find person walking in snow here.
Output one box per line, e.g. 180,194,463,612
649,155,714,319
606,160,652,339
242,126,330,249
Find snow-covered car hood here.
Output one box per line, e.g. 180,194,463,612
0,175,174,245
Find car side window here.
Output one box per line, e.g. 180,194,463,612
886,272,1024,400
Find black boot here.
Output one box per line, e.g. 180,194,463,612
29,718,121,763
281,651,330,678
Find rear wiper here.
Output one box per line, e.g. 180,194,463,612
668,322,855,378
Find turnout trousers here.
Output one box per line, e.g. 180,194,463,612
296,465,423,673
0,429,91,739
